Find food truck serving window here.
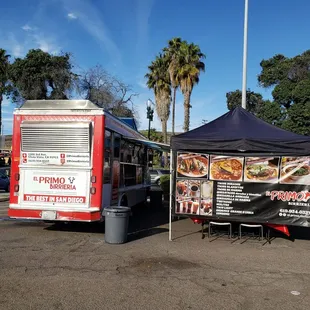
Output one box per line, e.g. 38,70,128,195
20,121,91,153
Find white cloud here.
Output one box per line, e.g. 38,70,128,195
0,28,60,58
11,43,23,58
3,33,24,57
67,12,77,19
21,24,34,31
134,0,154,55
61,0,121,64
31,33,60,54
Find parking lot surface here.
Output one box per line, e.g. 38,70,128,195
1,202,310,310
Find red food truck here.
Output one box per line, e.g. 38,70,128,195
8,100,168,222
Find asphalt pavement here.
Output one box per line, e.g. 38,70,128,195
0,198,9,218
1,201,310,310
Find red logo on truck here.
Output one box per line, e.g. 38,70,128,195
34,176,77,190
60,154,65,164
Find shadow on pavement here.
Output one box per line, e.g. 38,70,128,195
286,226,310,241
43,202,184,241
178,222,309,244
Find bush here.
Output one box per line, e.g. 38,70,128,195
160,175,170,197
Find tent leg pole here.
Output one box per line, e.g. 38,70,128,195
169,149,173,241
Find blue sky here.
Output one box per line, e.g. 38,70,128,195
1,0,310,134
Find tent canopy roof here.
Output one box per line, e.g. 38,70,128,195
171,107,310,155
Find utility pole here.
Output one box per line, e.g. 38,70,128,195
241,0,249,109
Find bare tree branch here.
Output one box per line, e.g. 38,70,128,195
77,64,140,125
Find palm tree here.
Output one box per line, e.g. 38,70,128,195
0,49,10,135
177,42,205,132
145,53,171,144
163,37,182,136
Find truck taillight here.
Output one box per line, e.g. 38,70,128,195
90,187,96,195
91,176,96,183
15,173,20,181
14,185,19,192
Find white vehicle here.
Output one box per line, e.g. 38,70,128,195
150,169,170,185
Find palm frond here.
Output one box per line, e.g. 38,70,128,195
176,41,205,94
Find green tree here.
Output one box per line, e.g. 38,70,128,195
163,37,182,135
282,102,310,136
145,53,171,144
176,41,205,132
226,89,265,114
140,128,164,142
0,49,10,135
9,49,76,103
256,100,283,126
258,50,310,135
226,89,284,126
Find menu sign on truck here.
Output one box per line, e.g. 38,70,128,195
21,152,90,166
22,170,89,205
175,152,310,227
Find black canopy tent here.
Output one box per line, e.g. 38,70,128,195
171,107,310,155
168,107,310,241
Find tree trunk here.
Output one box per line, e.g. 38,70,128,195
183,91,191,132
172,87,177,135
162,120,167,144
162,120,168,167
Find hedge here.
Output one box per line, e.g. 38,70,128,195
160,174,170,197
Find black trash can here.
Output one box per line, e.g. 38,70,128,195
104,207,131,244
149,186,163,209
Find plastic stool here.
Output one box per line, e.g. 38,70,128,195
239,223,263,240
209,221,232,239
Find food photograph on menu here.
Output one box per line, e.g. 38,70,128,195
176,179,188,199
176,199,200,215
175,179,201,215
209,155,244,182
280,157,310,185
244,157,280,183
200,181,213,216
177,152,209,178
176,179,201,199
188,180,201,198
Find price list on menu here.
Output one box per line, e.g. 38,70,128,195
214,182,262,216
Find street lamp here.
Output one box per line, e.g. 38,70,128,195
146,99,155,139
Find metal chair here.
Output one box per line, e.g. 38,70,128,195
208,221,232,239
239,223,263,240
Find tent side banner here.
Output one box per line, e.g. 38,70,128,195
174,152,310,227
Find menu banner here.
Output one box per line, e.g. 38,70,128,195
214,181,310,225
175,152,310,227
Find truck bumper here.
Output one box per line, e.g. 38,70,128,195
8,207,102,222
